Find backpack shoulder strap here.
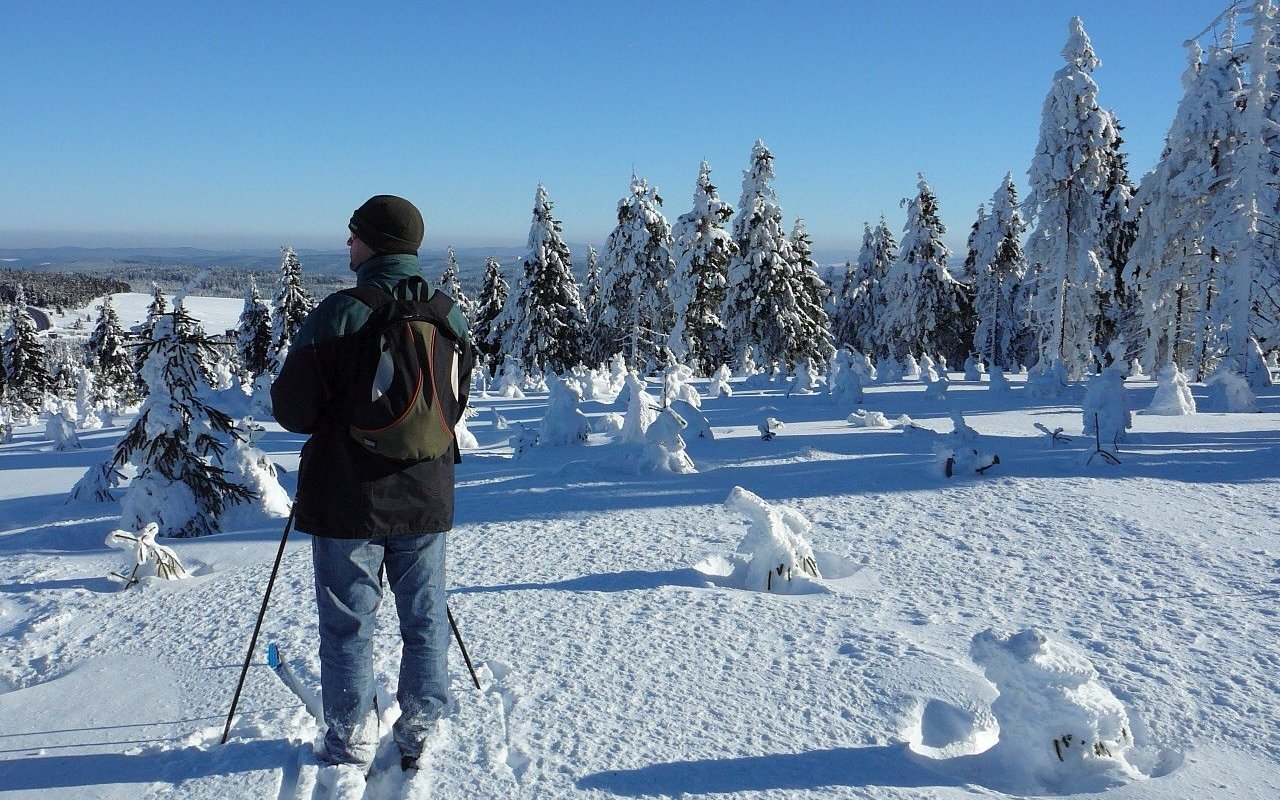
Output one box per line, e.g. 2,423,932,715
341,285,394,310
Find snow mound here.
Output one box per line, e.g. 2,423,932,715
968,628,1156,794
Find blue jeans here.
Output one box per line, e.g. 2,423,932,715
311,533,451,767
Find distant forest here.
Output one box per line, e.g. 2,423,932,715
0,266,350,309
0,269,131,311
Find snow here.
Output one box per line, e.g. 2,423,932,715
2,294,1280,798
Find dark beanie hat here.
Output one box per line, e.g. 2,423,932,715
349,195,424,255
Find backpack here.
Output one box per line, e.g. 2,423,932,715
341,277,473,462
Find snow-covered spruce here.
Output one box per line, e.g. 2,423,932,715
268,246,316,375
828,349,865,405
724,486,820,593
596,176,676,372
669,161,735,375
499,184,586,374
706,364,733,398
44,412,80,451
234,277,273,385
1206,359,1257,413
969,628,1150,794
1143,364,1196,416
473,256,511,376
617,373,658,444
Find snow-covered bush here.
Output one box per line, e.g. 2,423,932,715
1027,359,1068,398
706,364,733,398
725,486,820,593
106,522,190,584
643,407,695,473
970,628,1149,793
788,358,821,394
918,354,939,383
663,363,702,408
847,409,894,429
539,376,591,446
934,411,999,477
44,412,81,451
1081,366,1130,448
1206,360,1257,412
922,368,950,401
758,416,784,440
963,354,984,381
876,356,904,383
492,356,526,399
1246,338,1273,389
902,353,921,380
988,365,1010,394
618,373,658,444
455,408,479,449
671,398,712,440
1143,364,1196,416
828,350,865,405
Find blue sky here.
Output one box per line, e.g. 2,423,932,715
0,1,1233,256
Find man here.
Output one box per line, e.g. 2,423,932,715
271,195,471,787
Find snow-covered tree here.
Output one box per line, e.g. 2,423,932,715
500,185,587,374
669,161,736,374
597,176,677,371
1,286,52,415
473,257,510,376
724,140,821,370
788,218,836,365
970,173,1031,372
270,246,315,373
877,174,964,364
438,245,474,322
235,277,273,383
582,245,602,325
1127,38,1237,376
1023,17,1119,379
107,303,256,537
85,294,139,411
1097,119,1140,359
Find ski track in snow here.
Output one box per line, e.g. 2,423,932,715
2,306,1280,797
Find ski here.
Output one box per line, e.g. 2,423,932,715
267,643,325,725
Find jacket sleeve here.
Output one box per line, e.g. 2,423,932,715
271,342,330,434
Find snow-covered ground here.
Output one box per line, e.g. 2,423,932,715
1,295,1278,798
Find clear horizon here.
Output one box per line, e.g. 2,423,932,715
2,1,1233,255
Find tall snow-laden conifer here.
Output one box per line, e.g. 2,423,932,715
501,184,587,373
598,176,677,370
878,175,963,364
1127,34,1243,377
1,285,52,415
582,245,602,324
1215,2,1280,371
438,246,474,323
235,277,273,383
108,303,255,537
1098,120,1139,358
86,294,140,410
669,161,736,374
971,173,1031,371
724,140,816,369
473,257,510,375
788,219,836,365
270,246,315,373
1024,17,1118,378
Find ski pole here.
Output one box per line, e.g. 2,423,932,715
221,507,295,745
447,605,482,690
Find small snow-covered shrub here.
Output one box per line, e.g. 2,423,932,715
1027,359,1068,398
106,522,190,584
706,364,733,398
970,628,1150,793
788,359,820,394
1246,337,1273,389
663,364,702,408
1081,366,1130,448
988,365,1010,394
918,354,939,383
758,416,784,440
828,350,865,405
44,412,81,451
902,353,921,380
618,373,658,444
539,376,591,446
672,398,713,440
876,357,904,383
454,410,479,449
643,407,696,473
492,357,526,399
725,486,820,593
963,354,984,381
1206,360,1257,412
1143,364,1195,416
847,409,894,429
934,411,999,477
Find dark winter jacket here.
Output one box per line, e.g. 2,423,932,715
271,254,472,539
